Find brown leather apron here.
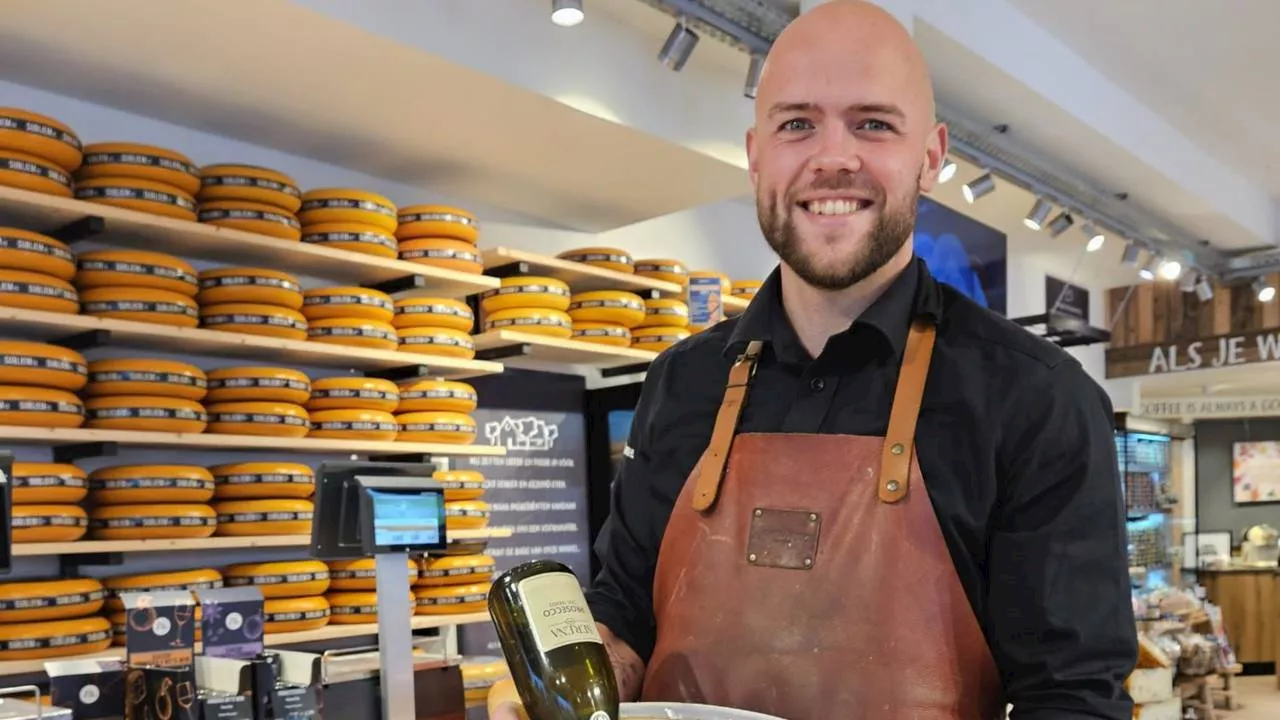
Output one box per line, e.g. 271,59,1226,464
641,320,1006,719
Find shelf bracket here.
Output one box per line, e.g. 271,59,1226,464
485,261,532,279
367,274,430,296
59,552,125,574
475,344,531,361
364,365,433,382
53,441,120,464
49,215,107,244
53,329,112,351
367,453,435,464
599,362,651,378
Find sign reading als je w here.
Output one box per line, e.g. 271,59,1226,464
1145,329,1280,374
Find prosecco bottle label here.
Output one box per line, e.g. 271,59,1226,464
516,571,603,654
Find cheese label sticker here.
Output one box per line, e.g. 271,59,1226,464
201,174,301,197
79,260,197,285
0,115,82,149
516,571,604,653
82,152,199,177
0,280,76,302
0,234,74,261
76,185,197,212
302,231,396,249
1,156,70,186
300,197,395,217
686,275,724,327
199,208,301,229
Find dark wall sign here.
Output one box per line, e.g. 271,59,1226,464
1046,275,1090,321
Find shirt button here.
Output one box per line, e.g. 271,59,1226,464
809,377,826,393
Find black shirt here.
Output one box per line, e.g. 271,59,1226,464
585,256,1138,719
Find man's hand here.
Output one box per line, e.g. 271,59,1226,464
486,623,646,719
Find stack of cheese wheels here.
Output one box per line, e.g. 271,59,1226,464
395,377,478,446
0,107,81,198
10,462,89,544
632,297,691,353
224,560,331,634
0,575,112,661
327,588,415,625
0,340,87,431
732,279,762,302
414,552,495,617
634,258,690,287
203,366,311,439
197,267,306,341
327,558,418,626
302,286,398,352
211,462,315,534
297,187,398,258
76,248,200,328
393,297,476,360
87,465,217,540
460,656,511,708
0,227,79,315
433,468,486,502
82,356,208,433
396,204,482,274
103,568,221,646
567,289,646,349
478,276,572,340
74,142,201,222
307,376,399,442
197,164,303,242
556,246,635,275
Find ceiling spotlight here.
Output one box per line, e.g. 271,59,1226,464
658,19,699,71
1158,258,1183,280
1081,223,1105,252
1254,276,1276,303
744,53,764,99
1023,197,1053,231
551,0,584,27
962,172,996,204
1120,240,1143,267
1046,211,1073,237
1195,275,1214,301
938,160,957,184
1138,258,1158,281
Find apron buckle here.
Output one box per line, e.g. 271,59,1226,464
745,506,821,570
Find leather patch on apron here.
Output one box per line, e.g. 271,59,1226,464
746,507,820,570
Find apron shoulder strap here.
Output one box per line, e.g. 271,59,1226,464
690,340,763,512
878,320,937,503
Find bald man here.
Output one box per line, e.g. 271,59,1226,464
490,2,1137,718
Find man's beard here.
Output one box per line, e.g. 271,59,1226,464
759,175,918,291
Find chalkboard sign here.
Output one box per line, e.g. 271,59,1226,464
1046,275,1089,322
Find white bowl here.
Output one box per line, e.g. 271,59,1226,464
621,702,789,720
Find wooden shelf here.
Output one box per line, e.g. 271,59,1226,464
0,307,502,379
13,528,513,557
0,425,505,457
473,330,657,372
481,247,684,296
0,612,492,677
0,185,498,298
724,294,752,316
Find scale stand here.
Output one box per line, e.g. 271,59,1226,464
376,551,415,720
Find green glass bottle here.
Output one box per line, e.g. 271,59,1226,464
487,559,621,720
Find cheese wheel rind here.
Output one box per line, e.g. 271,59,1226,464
75,249,199,296
0,577,104,623
198,199,302,241
298,188,397,232
264,596,331,633
0,227,76,280
205,367,311,405
198,164,302,213
0,385,84,428
0,268,79,314
398,238,483,274
567,290,647,328
396,411,477,444
307,318,398,351
445,500,491,530
11,504,88,542
639,298,690,329
77,142,201,195
11,462,88,504
414,582,490,615
633,258,690,286
74,176,198,222
0,616,112,660
308,409,399,441
223,560,330,598
205,401,311,438
397,326,476,359
89,464,215,505
210,462,315,500
571,321,632,347
197,268,303,309
200,303,309,341
392,297,474,332
395,205,479,243
0,107,83,172
416,553,495,587
89,503,218,540
631,325,691,352
479,276,571,313
80,286,199,327
299,222,398,259
482,307,573,339
327,557,418,591
86,358,208,401
308,377,399,411
397,379,478,414
84,395,208,433
556,246,635,274
301,287,395,323
0,148,74,198
214,499,315,536
0,340,88,391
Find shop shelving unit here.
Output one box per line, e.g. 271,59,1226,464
1118,429,1176,586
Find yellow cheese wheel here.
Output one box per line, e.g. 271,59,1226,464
308,409,398,441
0,617,112,661
327,557,418,591
77,142,201,195
223,560,330,598
432,469,486,502
299,222,398,259
297,188,397,232
568,290,646,328
210,462,315,500
75,249,199,296
103,569,223,612
639,297,690,328
0,227,76,280
396,205,480,244
301,286,395,323
572,322,631,347
479,276,571,313
74,176,198,222
398,326,476,359
0,148,73,198
556,246,634,274
0,385,84,428
732,279,763,298
392,297,474,332
461,656,510,705
634,258,689,286
84,395,208,433
414,583,490,615
80,286,199,327
89,465,215,505
196,268,304,309
0,108,83,172
205,401,310,437
0,340,88,391
397,379,477,414
398,238,483,274
264,596,330,633
215,499,314,536
308,377,399,412
631,325,691,353
416,553,495,587
11,462,87,504
327,591,413,624
200,303,309,341
481,307,573,339
89,503,217,540
198,164,302,213
0,577,104,623
11,504,88,542
0,268,79,314
198,200,302,241
205,367,311,405
397,411,477,444
86,358,207,401
307,317,398,351
445,500,491,530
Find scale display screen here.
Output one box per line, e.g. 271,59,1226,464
369,489,443,547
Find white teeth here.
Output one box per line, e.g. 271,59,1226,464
805,199,863,215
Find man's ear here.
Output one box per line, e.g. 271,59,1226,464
918,121,949,193
746,126,759,188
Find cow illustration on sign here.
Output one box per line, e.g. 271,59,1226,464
484,415,560,451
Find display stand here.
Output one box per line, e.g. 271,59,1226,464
311,461,448,720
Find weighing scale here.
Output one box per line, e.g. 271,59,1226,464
311,461,447,720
